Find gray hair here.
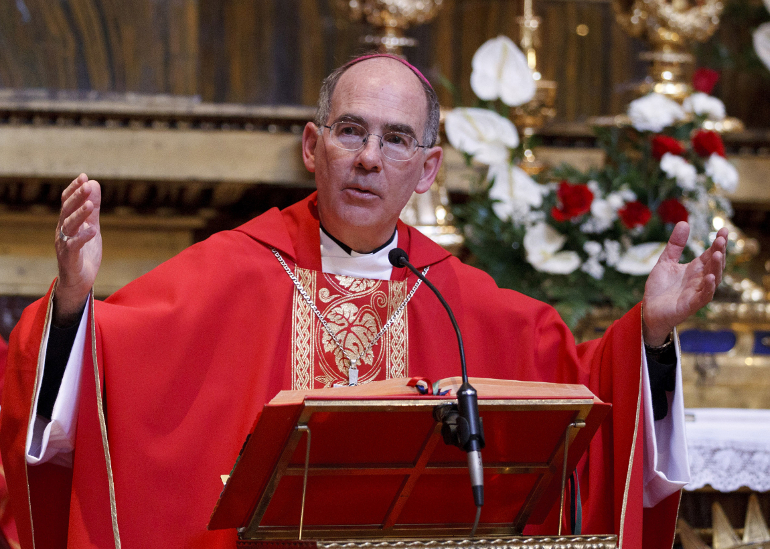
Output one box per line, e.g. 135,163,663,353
314,58,440,148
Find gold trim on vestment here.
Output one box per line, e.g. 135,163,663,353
387,281,408,379
23,281,57,549
618,318,645,549
669,490,683,549
89,290,122,548
290,269,409,388
292,268,316,390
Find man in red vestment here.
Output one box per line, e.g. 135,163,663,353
0,55,726,549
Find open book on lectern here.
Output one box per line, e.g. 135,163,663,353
208,377,610,540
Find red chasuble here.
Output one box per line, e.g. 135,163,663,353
0,337,20,547
0,194,678,549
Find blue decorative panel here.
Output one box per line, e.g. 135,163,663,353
753,332,770,355
679,330,736,354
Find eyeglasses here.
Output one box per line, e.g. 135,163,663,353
322,121,427,162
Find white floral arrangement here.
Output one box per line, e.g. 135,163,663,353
446,36,738,327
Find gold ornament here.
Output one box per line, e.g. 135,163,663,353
332,0,444,54
400,161,464,254
613,0,724,100
679,494,770,549
511,0,557,176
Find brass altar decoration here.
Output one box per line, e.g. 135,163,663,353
679,494,770,549
612,0,724,101
315,538,618,549
332,0,444,54
511,0,557,176
400,166,464,254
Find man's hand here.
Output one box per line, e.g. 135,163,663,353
642,221,728,346
53,174,102,327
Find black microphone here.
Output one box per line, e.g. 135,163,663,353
388,248,484,509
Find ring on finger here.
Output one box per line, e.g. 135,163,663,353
59,227,73,242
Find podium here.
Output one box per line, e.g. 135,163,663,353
209,378,617,549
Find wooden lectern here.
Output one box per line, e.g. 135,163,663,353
209,378,618,549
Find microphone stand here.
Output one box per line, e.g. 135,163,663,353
388,248,485,532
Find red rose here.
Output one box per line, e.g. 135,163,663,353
551,181,593,221
618,201,652,229
651,135,685,160
658,198,689,224
692,68,720,94
692,130,725,158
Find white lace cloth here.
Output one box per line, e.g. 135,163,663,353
684,408,770,492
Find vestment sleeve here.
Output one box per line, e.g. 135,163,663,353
641,328,690,507
25,298,88,467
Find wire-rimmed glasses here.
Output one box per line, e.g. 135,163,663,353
322,121,427,162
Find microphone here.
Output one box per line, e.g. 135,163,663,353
388,248,485,509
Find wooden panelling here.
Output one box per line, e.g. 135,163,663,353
0,0,200,94
0,125,311,184
0,1,768,124
299,0,325,106
0,211,204,297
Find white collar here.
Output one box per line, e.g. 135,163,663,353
319,228,397,280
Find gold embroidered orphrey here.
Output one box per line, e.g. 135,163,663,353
290,267,411,389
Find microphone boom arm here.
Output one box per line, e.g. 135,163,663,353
388,248,485,509
396,259,468,385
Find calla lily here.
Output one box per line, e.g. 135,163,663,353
487,163,544,221
444,107,519,165
615,242,666,275
470,36,536,107
753,22,770,73
524,222,581,274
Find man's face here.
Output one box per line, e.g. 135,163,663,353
302,58,443,253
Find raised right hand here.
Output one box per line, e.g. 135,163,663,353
53,174,103,327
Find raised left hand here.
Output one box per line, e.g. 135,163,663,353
642,221,729,346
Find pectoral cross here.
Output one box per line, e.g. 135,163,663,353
348,360,359,386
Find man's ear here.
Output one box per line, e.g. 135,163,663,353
302,122,319,173
414,145,444,194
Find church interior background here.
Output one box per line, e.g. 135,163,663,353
0,0,769,547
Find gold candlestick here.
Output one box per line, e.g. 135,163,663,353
511,0,557,176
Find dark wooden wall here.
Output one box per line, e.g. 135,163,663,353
0,0,767,125
0,0,200,94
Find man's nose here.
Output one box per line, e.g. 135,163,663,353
356,136,383,171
